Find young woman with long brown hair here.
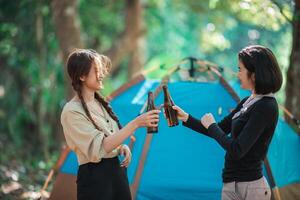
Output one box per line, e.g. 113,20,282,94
61,49,160,200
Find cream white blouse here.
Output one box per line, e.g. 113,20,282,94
61,99,120,165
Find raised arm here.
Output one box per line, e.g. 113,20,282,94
177,97,248,136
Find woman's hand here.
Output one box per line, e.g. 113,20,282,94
201,113,216,129
119,144,131,168
132,109,161,128
171,105,189,122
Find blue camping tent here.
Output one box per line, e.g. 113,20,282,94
48,66,300,200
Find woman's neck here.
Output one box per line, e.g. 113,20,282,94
78,86,95,103
251,90,257,97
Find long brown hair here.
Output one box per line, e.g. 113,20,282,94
66,49,122,132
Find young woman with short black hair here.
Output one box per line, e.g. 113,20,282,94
173,45,282,200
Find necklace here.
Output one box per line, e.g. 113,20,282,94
232,93,275,119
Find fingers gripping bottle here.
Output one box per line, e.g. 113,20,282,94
162,85,179,127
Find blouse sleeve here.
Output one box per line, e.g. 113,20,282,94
61,110,107,162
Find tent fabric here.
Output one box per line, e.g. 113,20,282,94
49,78,300,200
120,80,236,200
60,151,78,176
269,118,300,188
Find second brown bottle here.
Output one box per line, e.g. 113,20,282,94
146,91,158,133
162,85,179,127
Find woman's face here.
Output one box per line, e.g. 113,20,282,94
81,57,104,91
237,60,255,91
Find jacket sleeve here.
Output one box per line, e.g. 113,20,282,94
216,98,247,134
207,103,275,160
183,97,248,136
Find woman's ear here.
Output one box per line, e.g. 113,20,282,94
80,76,86,82
251,73,255,83
250,73,256,91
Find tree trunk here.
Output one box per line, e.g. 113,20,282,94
36,1,49,159
128,36,145,79
285,0,300,123
51,0,84,99
105,0,145,76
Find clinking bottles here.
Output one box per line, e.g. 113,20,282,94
162,85,179,127
146,91,158,134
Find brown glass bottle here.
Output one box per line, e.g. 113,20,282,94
162,85,179,127
146,91,158,133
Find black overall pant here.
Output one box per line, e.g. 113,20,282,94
77,157,132,200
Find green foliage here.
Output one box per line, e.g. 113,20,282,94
79,0,126,51
0,0,64,159
144,0,291,90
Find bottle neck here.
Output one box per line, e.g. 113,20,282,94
147,93,154,109
163,87,169,96
163,87,173,105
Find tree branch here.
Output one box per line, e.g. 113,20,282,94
269,0,293,24
104,0,145,74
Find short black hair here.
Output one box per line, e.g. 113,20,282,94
238,45,282,94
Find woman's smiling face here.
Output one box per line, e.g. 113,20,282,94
81,56,104,91
237,59,255,92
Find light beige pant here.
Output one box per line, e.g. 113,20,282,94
222,176,271,200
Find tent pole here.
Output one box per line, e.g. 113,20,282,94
130,81,165,200
130,63,181,199
107,74,147,152
264,158,282,200
39,146,71,199
107,74,146,101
